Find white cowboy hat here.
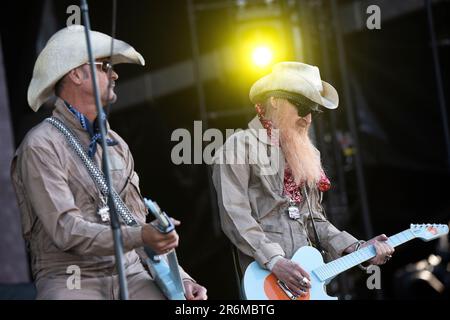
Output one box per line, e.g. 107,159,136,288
249,61,339,109
27,25,145,111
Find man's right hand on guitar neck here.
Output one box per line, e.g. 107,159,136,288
141,219,181,255
272,257,311,297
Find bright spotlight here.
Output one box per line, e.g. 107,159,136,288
251,46,273,68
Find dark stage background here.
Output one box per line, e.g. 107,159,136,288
1,0,449,299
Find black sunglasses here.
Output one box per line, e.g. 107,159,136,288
288,99,323,117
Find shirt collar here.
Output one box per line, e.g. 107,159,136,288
52,98,117,158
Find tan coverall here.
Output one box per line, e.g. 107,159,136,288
212,116,358,273
11,98,192,299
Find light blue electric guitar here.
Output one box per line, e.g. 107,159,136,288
143,198,186,300
243,223,449,300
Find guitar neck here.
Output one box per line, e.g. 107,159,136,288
313,229,416,282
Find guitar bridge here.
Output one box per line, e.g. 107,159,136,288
277,280,299,300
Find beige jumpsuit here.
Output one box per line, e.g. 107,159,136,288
212,117,358,273
11,98,192,299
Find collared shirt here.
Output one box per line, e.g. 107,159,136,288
63,101,118,158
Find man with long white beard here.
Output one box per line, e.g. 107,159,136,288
212,62,394,297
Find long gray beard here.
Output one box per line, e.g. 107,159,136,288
279,126,323,187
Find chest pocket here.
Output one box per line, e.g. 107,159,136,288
260,220,285,248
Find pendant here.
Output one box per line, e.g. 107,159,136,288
97,206,110,222
97,195,110,222
287,200,300,220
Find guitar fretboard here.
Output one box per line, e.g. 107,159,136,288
313,230,415,282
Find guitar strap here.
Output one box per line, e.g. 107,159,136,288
301,185,325,256
45,117,139,227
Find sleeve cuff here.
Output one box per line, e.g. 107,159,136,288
179,266,195,283
122,225,144,250
254,242,285,267
265,255,283,271
328,231,358,258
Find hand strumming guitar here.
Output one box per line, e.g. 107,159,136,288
183,279,208,300
271,257,311,296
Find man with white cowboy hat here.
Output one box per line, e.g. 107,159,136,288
11,26,207,300
212,61,394,297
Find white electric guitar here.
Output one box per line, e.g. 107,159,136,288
243,223,449,300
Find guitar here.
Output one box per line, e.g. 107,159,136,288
143,198,186,300
243,223,449,300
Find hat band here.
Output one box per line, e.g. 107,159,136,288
257,90,318,109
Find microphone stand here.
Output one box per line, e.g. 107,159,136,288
80,0,129,300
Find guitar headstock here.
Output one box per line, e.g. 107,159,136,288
410,224,449,241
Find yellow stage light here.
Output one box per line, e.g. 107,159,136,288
251,45,273,68
233,20,291,82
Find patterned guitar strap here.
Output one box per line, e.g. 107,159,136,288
45,117,138,227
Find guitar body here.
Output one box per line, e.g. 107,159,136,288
145,250,185,300
143,198,186,300
243,246,336,300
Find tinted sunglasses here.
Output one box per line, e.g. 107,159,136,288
288,99,323,117
88,61,113,73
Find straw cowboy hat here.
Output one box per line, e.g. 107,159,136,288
249,61,339,110
27,25,145,111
